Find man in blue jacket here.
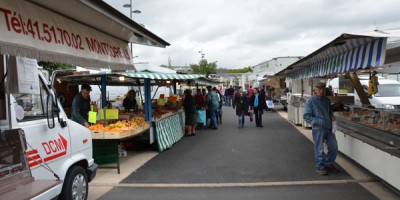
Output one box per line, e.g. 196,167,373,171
206,86,219,129
303,82,337,175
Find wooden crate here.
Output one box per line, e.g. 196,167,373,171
90,130,104,139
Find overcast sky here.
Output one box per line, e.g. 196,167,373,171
104,0,400,69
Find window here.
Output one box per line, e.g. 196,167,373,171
13,78,48,121
374,84,400,97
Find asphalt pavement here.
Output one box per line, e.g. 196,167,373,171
98,106,380,200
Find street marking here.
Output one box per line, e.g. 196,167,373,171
90,178,378,188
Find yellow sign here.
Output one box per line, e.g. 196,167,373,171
88,111,97,123
99,109,119,119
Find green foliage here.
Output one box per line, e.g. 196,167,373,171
227,66,253,74
38,61,75,74
190,59,217,76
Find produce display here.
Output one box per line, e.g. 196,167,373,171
337,106,400,135
88,118,150,139
88,101,180,139
152,108,173,120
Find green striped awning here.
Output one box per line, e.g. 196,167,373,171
57,72,206,86
154,112,185,152
121,72,204,80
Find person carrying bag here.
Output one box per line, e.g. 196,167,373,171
250,88,267,127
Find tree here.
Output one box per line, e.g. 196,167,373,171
38,61,75,75
190,59,217,76
227,66,253,74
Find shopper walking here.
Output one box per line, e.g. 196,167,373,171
303,82,338,175
214,87,223,124
233,86,249,128
225,85,234,107
247,85,254,110
250,88,266,127
205,86,219,129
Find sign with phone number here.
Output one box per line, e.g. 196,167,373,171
0,1,132,66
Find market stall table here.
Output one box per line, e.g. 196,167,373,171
92,124,150,174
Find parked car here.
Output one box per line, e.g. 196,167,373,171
355,78,400,109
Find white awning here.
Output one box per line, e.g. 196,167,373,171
0,0,169,70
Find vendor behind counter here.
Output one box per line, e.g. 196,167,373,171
123,90,138,111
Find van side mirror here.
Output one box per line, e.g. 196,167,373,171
46,94,55,129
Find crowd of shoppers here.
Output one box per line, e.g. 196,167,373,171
181,86,225,135
182,83,338,177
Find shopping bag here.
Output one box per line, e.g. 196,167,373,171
332,121,337,133
266,101,274,108
197,109,206,126
248,111,253,122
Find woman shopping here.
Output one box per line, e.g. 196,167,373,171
233,86,249,128
182,89,198,136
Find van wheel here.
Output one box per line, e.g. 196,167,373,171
59,165,88,200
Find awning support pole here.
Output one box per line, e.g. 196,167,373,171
349,72,371,106
152,86,160,100
101,76,107,108
144,78,152,123
173,80,177,94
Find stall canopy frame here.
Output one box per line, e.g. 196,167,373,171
58,72,206,86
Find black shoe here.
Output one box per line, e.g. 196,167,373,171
259,125,264,128
326,165,338,172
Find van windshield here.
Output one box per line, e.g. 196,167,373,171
375,84,400,97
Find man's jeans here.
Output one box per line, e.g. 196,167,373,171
312,128,338,169
225,95,232,107
210,110,217,128
224,96,228,106
238,114,245,127
254,108,262,126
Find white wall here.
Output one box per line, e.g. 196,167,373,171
337,131,400,191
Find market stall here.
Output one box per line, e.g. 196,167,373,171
57,71,205,155
276,30,400,190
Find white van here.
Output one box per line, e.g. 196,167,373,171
355,78,400,109
1,57,97,199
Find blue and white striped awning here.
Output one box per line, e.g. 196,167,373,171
120,72,204,80
279,33,389,80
